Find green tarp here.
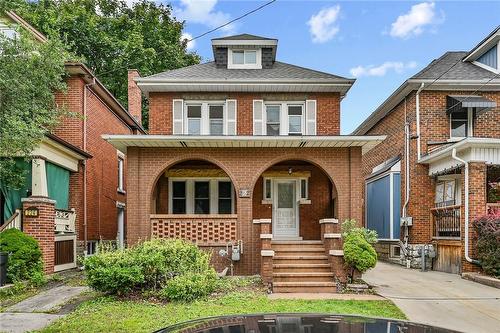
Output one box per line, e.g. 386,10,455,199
46,162,69,210
0,160,31,221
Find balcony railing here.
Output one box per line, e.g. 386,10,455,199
431,205,461,239
0,209,22,233
55,208,76,234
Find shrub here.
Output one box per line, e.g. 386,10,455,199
159,270,218,302
84,238,217,300
0,229,43,283
84,250,144,295
474,214,500,277
342,220,378,281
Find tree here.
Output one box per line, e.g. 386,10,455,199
5,0,201,129
0,31,68,188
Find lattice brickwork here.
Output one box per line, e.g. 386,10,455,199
151,217,237,245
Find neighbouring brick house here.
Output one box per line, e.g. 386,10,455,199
354,27,500,274
0,11,145,273
105,34,384,292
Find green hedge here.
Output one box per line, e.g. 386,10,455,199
84,239,217,301
0,229,44,284
474,214,500,277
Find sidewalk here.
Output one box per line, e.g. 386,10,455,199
0,285,89,333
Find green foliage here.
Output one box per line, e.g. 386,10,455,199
84,239,217,300
0,30,68,188
474,214,500,277
5,0,201,129
342,220,378,279
0,229,44,283
342,219,378,244
159,271,218,302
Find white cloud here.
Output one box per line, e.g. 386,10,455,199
180,32,196,50
350,61,417,77
307,5,341,43
174,0,234,32
390,2,441,38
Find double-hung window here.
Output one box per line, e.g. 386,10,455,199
450,108,473,139
266,105,280,136
288,105,303,135
186,105,202,135
209,105,224,135
170,179,234,214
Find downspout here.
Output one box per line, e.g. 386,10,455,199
403,97,410,218
415,83,425,160
83,78,96,255
451,148,480,265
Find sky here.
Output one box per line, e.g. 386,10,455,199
165,0,500,134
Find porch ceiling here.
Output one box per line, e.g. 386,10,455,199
102,135,386,155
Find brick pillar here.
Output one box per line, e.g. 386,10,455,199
462,162,486,273
254,219,273,283
22,197,56,274
320,218,348,283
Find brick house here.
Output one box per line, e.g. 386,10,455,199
354,27,500,274
0,11,145,273
105,34,384,292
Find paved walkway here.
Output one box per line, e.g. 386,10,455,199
0,285,89,333
364,262,500,333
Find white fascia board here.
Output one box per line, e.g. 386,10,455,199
419,138,500,164
211,39,278,47
463,34,500,62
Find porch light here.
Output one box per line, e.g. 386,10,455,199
288,167,292,175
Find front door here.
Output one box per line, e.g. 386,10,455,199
273,180,298,239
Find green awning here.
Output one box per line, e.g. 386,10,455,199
0,160,31,222
46,162,69,210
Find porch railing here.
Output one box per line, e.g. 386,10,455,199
431,205,461,239
55,208,76,234
0,209,22,233
486,203,500,215
150,214,237,245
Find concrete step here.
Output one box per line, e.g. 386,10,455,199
273,255,330,265
273,248,326,253
273,272,334,282
271,240,323,245
273,263,332,273
273,281,336,293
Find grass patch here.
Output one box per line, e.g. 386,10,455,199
40,291,405,333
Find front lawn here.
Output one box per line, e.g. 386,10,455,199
40,290,405,333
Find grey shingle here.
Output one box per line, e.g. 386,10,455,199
411,51,496,80
211,33,276,41
140,61,351,82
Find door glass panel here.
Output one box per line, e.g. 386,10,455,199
278,183,294,208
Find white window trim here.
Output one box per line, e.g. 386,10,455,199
264,101,306,136
184,101,226,135
168,177,234,215
449,107,473,139
228,48,262,69
435,175,461,207
287,104,305,136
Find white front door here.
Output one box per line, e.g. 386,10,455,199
273,180,298,239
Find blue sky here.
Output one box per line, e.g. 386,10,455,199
167,0,500,134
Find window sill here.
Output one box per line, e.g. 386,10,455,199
261,199,272,205
299,199,311,205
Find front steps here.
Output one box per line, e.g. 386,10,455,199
271,240,336,293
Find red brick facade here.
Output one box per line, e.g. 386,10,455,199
361,89,500,272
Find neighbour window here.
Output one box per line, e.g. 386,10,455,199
450,109,473,138
172,181,187,214
194,181,210,214
266,105,280,135
209,105,224,135
435,180,456,207
117,157,124,192
186,105,202,135
300,179,308,199
86,241,98,256
232,50,257,65
288,105,303,135
218,181,232,214
263,178,272,200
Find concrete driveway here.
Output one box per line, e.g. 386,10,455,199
364,262,500,333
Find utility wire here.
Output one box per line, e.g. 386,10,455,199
95,0,277,78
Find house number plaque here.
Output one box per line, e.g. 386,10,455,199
24,207,39,218
238,189,251,198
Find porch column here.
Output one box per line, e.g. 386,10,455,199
22,197,56,274
31,158,48,197
463,162,486,273
320,218,348,283
254,219,273,283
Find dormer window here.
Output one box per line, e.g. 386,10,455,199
228,49,261,69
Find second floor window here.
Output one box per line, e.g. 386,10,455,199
450,108,473,138
209,105,224,135
435,179,456,207
288,105,303,135
187,105,202,135
266,105,281,135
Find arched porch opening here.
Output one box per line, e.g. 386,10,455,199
252,159,338,240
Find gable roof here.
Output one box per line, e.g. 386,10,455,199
2,10,47,43
463,25,500,62
353,51,500,135
211,33,276,41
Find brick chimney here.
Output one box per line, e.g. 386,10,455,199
128,69,142,125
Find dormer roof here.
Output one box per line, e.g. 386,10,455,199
211,33,278,66
463,26,500,63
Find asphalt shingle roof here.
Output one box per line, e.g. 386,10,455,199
411,51,496,80
211,33,276,41
141,61,351,81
